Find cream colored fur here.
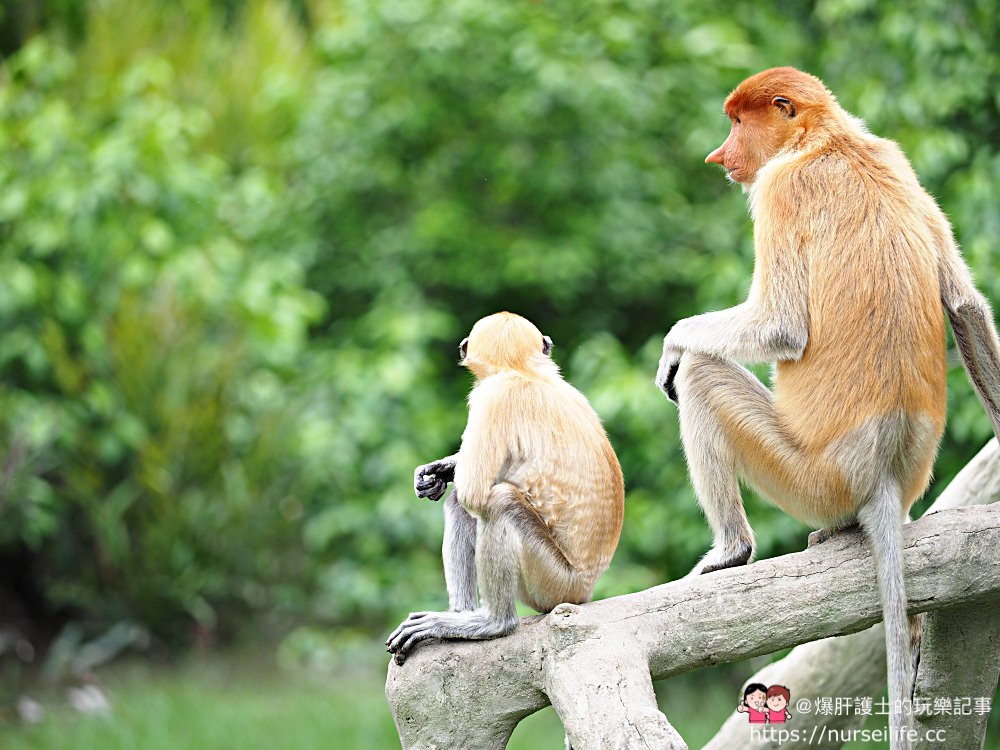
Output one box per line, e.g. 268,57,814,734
388,312,624,664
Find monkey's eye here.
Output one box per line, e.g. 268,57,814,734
459,338,468,358
542,335,553,355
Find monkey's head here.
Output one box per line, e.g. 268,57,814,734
460,312,554,380
707,67,836,185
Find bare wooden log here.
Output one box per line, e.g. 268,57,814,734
912,599,1000,750
702,438,1000,750
546,613,686,750
386,454,1000,750
926,438,1000,512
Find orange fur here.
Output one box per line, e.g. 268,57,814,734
714,68,946,516
670,68,995,750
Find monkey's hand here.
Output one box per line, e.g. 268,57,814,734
655,344,682,404
414,455,457,501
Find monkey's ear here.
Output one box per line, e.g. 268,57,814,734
459,338,469,359
542,335,553,355
771,96,796,118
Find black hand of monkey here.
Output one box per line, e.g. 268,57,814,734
413,457,456,501
664,362,680,405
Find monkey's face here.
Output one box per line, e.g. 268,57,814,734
708,67,832,185
462,312,552,379
706,107,792,185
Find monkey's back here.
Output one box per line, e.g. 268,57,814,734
770,137,947,469
460,373,625,584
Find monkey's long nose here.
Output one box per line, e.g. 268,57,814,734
705,144,726,165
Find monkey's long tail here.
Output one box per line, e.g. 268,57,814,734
858,479,913,750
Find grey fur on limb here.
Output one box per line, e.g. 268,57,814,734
703,438,1000,750
386,440,1000,750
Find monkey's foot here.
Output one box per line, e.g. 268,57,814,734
807,522,860,547
386,609,517,665
386,611,438,665
690,542,753,576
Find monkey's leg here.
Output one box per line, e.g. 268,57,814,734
674,353,759,573
675,353,842,575
442,490,478,612
387,483,581,663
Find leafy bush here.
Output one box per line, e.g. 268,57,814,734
0,27,322,637
0,0,997,645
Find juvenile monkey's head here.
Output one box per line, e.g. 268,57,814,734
706,67,837,185
460,312,555,380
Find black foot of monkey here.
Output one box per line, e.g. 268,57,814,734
698,541,753,574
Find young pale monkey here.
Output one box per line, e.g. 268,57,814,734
655,67,1000,750
387,312,625,664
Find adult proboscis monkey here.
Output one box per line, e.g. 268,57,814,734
656,67,1000,750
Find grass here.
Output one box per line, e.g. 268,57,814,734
1,652,996,749
0,657,400,750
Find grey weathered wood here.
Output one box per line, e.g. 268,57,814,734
912,599,1000,750
386,441,1000,750
546,616,687,750
925,438,1000,513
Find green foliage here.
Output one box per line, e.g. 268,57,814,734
0,20,324,634
0,0,998,648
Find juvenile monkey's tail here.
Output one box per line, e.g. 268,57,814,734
858,479,913,750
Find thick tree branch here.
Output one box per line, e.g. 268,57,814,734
912,599,1000,750
386,440,1000,750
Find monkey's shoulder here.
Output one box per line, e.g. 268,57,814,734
466,373,611,453
761,147,852,196
470,372,593,413
752,150,848,220
758,137,929,228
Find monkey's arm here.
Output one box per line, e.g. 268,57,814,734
657,304,807,403
453,381,518,514
940,250,1000,439
657,170,813,399
662,301,808,363
414,454,457,501
657,232,808,396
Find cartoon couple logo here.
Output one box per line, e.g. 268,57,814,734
737,683,792,724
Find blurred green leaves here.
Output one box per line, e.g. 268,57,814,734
0,0,997,645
